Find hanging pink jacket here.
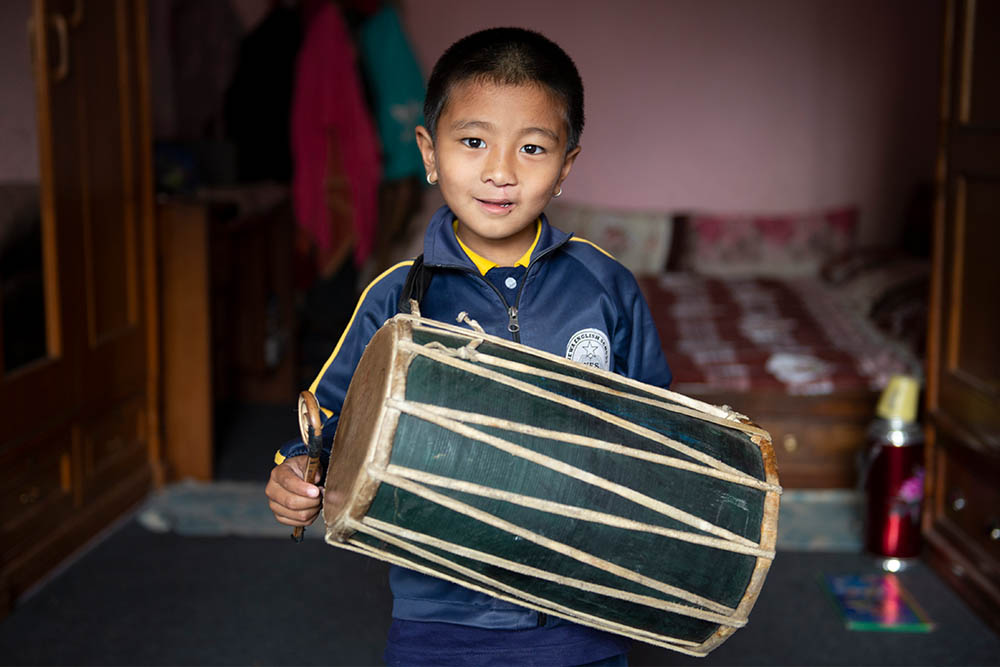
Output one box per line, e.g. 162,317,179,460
291,1,380,271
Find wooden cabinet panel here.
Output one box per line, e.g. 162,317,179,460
951,178,1000,384
0,0,158,611
936,445,1000,579
0,0,78,441
964,1,1000,126
79,397,147,504
158,202,213,481
938,175,1000,445
0,429,74,562
925,0,1000,634
75,0,138,344
70,1,150,406
926,439,1000,626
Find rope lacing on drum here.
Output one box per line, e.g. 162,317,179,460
413,313,489,359
423,341,482,361
456,311,486,334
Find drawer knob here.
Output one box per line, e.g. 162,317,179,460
989,521,1000,542
951,494,966,512
782,434,798,453
19,486,41,505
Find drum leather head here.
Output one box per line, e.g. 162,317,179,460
323,319,408,541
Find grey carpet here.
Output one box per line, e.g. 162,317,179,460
2,516,998,666
0,521,392,667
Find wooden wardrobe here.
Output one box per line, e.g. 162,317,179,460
0,0,159,610
924,0,1000,634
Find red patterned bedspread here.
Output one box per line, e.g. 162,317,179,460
639,274,919,396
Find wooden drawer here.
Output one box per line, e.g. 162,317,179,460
937,445,1000,582
0,430,74,561
762,416,867,488
79,397,148,504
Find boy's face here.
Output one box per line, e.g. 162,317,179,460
416,80,580,266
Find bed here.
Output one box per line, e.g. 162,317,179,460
549,201,928,488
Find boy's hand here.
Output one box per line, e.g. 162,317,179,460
266,455,322,527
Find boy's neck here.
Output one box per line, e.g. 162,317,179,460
453,220,540,274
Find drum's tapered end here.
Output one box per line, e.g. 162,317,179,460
322,318,407,542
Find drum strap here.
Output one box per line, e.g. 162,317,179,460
397,254,434,314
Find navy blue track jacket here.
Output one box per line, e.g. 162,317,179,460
278,204,672,630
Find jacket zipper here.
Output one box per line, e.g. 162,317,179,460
468,273,522,343
506,306,520,339
435,238,569,345
505,243,563,343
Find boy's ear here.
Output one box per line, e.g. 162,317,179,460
555,145,581,192
415,126,437,184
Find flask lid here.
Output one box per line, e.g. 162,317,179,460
876,375,920,422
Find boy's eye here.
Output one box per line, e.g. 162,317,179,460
461,138,485,149
521,144,546,155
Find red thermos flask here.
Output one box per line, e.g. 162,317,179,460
862,375,924,565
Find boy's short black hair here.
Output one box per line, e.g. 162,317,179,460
424,27,585,152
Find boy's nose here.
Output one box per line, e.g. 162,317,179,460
482,148,517,187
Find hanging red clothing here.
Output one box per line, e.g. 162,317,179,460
291,1,380,274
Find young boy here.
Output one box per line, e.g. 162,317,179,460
266,27,672,666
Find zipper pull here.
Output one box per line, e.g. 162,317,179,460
507,306,520,334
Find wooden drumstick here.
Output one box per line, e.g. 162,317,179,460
292,390,324,542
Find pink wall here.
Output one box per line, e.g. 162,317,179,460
401,0,941,244
0,0,40,183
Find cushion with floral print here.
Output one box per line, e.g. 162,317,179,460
546,202,673,276
673,206,858,277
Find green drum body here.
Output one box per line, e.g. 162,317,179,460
322,315,781,656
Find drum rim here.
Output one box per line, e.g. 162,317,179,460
323,318,410,541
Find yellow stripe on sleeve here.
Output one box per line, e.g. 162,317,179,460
274,450,287,466
570,236,616,259
307,259,415,413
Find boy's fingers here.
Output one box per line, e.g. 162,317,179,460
273,459,322,497
265,480,321,523
265,469,321,514
265,456,324,527
268,500,320,526
270,486,321,511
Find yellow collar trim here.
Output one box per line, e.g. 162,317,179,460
453,219,541,275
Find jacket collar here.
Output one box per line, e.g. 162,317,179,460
422,205,571,271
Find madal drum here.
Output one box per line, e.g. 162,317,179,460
320,314,781,656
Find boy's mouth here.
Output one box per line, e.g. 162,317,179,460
476,197,514,211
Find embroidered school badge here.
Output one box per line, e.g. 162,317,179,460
566,328,611,371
